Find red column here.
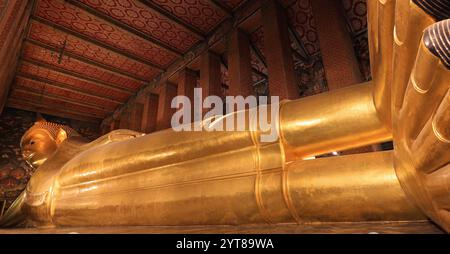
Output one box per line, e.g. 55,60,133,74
262,0,298,100
156,82,178,130
177,68,197,101
129,103,143,131
200,51,222,116
228,29,254,97
310,0,363,89
200,51,222,99
119,109,130,129
101,124,109,135
177,68,197,123
111,119,120,130
140,93,159,133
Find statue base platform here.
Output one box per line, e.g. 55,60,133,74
0,221,443,234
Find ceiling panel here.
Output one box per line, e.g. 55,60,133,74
78,0,202,52
15,77,119,110
9,89,107,118
27,21,161,81
22,42,145,91
149,0,227,33
35,0,178,67
18,61,130,102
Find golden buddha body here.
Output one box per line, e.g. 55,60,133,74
0,0,449,232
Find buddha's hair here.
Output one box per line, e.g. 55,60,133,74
21,121,80,144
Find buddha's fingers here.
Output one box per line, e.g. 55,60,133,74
391,0,448,115
399,20,450,144
412,88,450,174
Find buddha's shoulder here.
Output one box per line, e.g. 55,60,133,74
84,129,145,148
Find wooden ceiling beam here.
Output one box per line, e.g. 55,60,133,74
208,0,233,15
16,72,124,105
21,58,134,95
7,100,101,123
8,94,105,118
65,0,183,57
12,86,111,112
31,16,165,71
26,38,150,83
8,95,102,118
139,0,205,38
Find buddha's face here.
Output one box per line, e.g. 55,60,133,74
21,128,58,168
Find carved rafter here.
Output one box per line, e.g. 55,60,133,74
12,86,110,112
16,73,124,105
7,99,101,123
21,58,134,95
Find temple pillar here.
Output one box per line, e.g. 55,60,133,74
119,109,130,129
311,0,363,89
156,82,177,130
140,93,159,133
177,68,197,121
129,103,144,131
200,51,222,98
101,121,111,135
111,119,120,131
200,51,222,115
262,0,298,100
227,29,253,97
177,68,197,102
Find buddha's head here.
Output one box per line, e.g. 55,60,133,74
20,114,80,169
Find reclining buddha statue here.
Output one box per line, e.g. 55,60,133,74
0,0,449,232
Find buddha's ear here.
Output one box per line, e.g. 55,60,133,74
36,112,46,123
55,128,67,145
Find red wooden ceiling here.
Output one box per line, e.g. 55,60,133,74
149,0,228,33
8,0,246,122
27,20,161,80
7,0,367,123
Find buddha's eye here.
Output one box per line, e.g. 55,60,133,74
30,140,35,145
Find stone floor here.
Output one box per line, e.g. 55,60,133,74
0,220,444,234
